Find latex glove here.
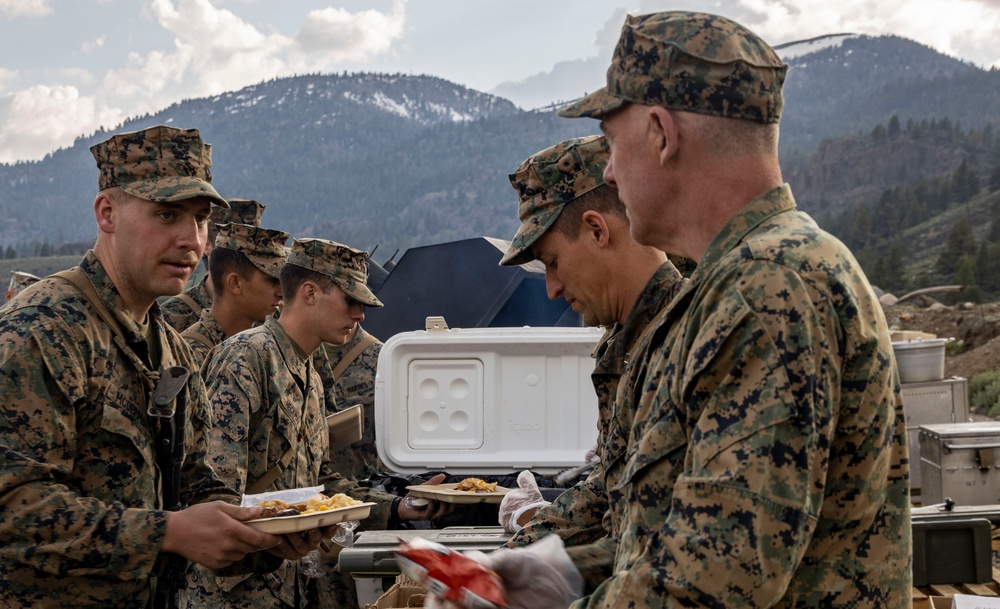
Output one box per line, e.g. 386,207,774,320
499,470,551,533
425,536,583,609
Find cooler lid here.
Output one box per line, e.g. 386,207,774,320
374,320,603,474
919,422,1000,439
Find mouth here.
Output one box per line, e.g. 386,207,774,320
161,259,197,275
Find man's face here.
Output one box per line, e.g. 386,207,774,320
112,195,210,307
531,226,613,327
314,283,365,346
600,104,666,248
238,267,283,323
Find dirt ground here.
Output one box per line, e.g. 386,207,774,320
883,300,1000,381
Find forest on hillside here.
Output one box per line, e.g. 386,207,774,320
819,117,1000,302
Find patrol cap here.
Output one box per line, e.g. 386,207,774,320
559,11,787,124
286,238,383,308
8,271,40,295
214,223,289,279
213,198,265,229
500,135,609,266
90,125,229,208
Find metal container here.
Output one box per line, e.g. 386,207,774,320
901,377,969,494
919,422,1000,506
893,338,948,384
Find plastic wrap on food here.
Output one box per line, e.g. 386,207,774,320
394,537,507,608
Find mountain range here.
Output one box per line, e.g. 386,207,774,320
1,34,999,273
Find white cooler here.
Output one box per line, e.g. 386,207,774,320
373,317,604,475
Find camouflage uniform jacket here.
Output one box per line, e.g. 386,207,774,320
315,324,385,481
579,185,911,608
0,251,235,609
509,262,683,590
161,274,212,332
181,308,228,369
183,317,397,608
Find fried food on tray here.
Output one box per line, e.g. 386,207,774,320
455,477,497,493
256,493,362,518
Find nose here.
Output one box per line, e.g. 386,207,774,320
544,269,562,301
351,301,365,322
603,157,617,188
177,215,206,253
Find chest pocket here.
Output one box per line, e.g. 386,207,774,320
85,370,159,506
615,406,688,492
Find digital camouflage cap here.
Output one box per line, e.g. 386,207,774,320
559,11,787,124
214,223,289,279
286,238,383,308
90,125,229,208
209,198,265,243
7,271,40,296
500,135,609,266
214,199,265,229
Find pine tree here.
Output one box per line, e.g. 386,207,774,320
955,256,982,303
888,115,901,138
936,219,976,277
886,239,906,292
989,162,1000,193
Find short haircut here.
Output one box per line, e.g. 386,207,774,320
209,247,260,297
549,183,627,240
280,263,338,303
678,111,779,157
103,185,131,204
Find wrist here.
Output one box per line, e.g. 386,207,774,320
511,500,550,529
388,497,402,528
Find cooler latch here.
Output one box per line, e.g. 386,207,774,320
425,316,450,332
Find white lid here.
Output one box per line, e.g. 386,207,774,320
891,338,949,351
374,323,604,474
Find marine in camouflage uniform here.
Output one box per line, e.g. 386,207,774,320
181,221,288,367
0,126,279,608
559,11,911,608
184,239,443,609
315,323,386,482
161,273,214,331
162,199,266,331
312,324,384,609
4,270,41,303
498,136,683,592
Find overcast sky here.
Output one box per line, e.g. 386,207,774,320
1,0,999,164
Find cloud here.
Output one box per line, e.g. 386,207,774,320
495,0,1000,109
82,35,107,54
630,0,1000,67
0,0,52,19
294,0,406,64
0,0,411,162
0,85,122,163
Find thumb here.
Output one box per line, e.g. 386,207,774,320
516,470,540,493
219,502,263,522
424,473,447,485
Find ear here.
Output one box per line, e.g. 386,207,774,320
648,106,678,167
225,271,242,295
300,281,318,305
580,210,611,248
94,191,116,234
